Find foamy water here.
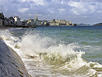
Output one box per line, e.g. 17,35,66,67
1,28,102,77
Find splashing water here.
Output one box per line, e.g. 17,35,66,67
0,30,102,77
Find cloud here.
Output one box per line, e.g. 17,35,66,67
68,1,96,15
97,10,102,13
48,9,54,14
0,0,102,24
18,8,29,13
58,8,65,13
21,0,46,6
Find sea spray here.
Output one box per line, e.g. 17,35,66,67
0,30,102,77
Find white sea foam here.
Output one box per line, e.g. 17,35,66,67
0,30,102,77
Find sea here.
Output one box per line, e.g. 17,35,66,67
0,26,102,77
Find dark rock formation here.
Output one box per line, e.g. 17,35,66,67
94,23,102,26
0,38,30,77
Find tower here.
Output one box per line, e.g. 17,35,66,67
34,15,38,21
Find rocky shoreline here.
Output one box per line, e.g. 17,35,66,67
0,38,30,77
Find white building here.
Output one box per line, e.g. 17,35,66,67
14,16,22,26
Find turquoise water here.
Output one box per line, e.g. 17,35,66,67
10,26,102,64
4,26,102,77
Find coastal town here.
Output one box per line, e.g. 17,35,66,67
0,13,76,28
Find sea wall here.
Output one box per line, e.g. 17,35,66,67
0,38,30,77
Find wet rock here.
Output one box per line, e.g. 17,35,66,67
0,39,30,77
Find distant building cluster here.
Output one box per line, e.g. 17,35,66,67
49,19,74,26
0,13,76,27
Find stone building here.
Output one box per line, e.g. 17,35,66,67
49,19,74,26
49,22,59,26
49,19,59,26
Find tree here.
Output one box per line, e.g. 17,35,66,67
0,13,4,19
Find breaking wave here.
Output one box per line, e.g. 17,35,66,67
0,30,102,77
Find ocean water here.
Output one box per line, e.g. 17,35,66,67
1,26,102,77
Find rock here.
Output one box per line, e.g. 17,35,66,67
0,38,30,77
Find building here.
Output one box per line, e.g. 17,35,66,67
34,16,38,21
22,20,27,26
49,22,59,26
48,19,74,26
8,17,15,26
33,16,42,26
0,12,75,27
14,16,22,26
4,17,9,26
27,19,35,26
41,20,49,26
49,19,60,26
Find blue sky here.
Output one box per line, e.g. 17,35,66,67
0,0,102,24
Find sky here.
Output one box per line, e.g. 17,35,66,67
0,0,102,24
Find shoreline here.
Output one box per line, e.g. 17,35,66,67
0,25,36,29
